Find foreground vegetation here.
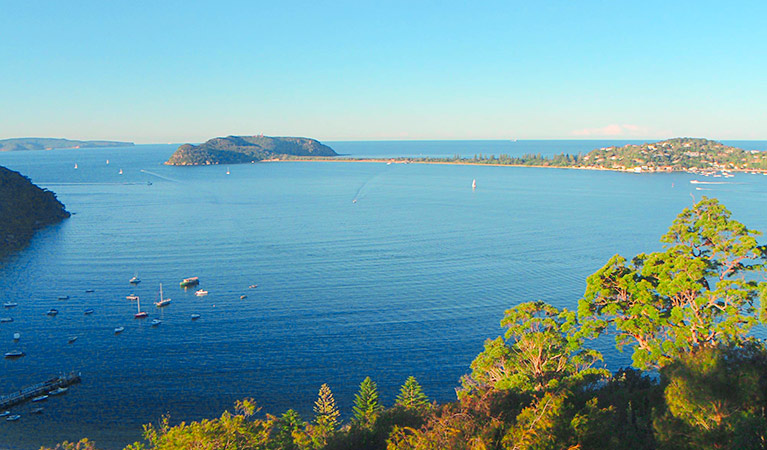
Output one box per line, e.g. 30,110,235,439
46,197,767,449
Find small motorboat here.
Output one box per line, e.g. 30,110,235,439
151,319,161,327
4,350,24,358
0,411,9,417
249,284,258,289
114,326,125,334
180,277,200,288
31,407,43,414
57,296,70,300
85,289,95,293
190,313,201,320
240,295,247,299
13,332,20,341
129,275,141,284
49,387,68,396
3,302,18,308
84,308,95,315
126,294,139,301
31,395,48,402
6,414,20,421
195,289,208,296
68,336,78,344
0,317,13,323
46,309,59,316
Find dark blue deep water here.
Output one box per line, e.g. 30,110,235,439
1,140,766,449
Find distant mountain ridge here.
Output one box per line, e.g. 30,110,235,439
165,135,337,165
0,166,70,254
0,138,134,151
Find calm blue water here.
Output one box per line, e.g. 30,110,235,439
1,140,767,449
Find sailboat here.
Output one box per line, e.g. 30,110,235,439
134,296,148,318
226,167,230,175
472,179,476,190
106,159,110,165
155,283,171,307
119,169,123,175
74,163,78,169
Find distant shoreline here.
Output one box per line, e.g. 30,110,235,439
261,157,767,174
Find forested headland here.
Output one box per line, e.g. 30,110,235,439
0,138,134,152
165,135,338,165
0,166,70,255
46,197,767,450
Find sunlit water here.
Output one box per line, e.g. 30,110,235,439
1,140,766,449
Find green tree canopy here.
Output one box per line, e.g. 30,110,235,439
394,376,430,410
353,377,384,426
462,301,606,394
578,197,767,370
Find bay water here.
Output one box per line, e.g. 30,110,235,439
1,140,766,449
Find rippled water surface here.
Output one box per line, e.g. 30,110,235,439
1,140,766,449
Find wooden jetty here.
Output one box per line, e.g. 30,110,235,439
0,372,80,409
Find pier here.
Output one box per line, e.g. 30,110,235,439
0,372,80,410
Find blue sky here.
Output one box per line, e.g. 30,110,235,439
1,1,765,143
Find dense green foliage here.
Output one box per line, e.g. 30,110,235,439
0,138,133,151
43,198,767,449
165,135,337,165
0,166,70,254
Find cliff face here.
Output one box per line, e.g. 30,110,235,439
0,166,70,253
165,135,337,165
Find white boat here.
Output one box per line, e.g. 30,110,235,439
31,395,48,402
6,414,20,421
4,350,24,358
49,387,68,396
46,309,58,316
3,302,18,308
195,289,208,297
85,289,95,293
114,326,125,334
226,167,230,175
472,179,476,190
106,159,110,165
119,169,123,175
74,163,78,169
0,411,9,417
58,295,69,300
151,319,161,326
68,336,78,344
126,294,139,301
155,283,171,307
249,284,258,289
135,295,148,319
129,274,141,284
13,332,20,341
84,308,95,315
190,313,201,320
0,317,13,323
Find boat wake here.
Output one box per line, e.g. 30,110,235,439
139,169,181,183
353,163,393,202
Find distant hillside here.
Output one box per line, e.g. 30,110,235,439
0,166,70,254
0,138,134,152
384,137,767,173
165,135,337,165
579,137,767,172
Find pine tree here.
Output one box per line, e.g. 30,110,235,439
395,376,429,409
313,383,339,431
352,376,383,426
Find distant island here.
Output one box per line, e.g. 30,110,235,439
165,135,337,165
0,166,70,254
0,138,134,152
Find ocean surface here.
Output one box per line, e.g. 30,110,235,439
1,139,766,449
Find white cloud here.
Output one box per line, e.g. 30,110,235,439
572,124,649,137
